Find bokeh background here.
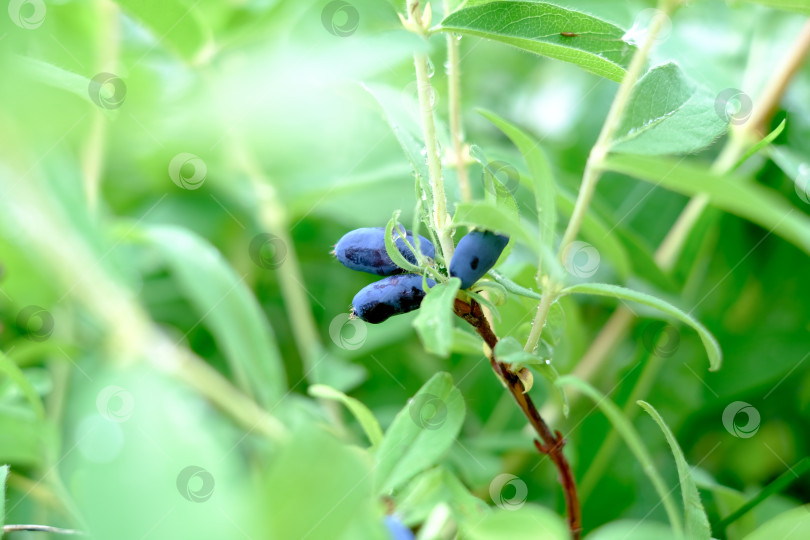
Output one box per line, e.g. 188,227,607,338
1,0,809,538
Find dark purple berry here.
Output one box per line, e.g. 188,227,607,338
334,227,435,276
351,274,436,324
449,230,509,289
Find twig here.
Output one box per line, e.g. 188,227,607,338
454,299,582,540
447,33,472,202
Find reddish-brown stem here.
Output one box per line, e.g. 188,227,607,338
454,299,582,539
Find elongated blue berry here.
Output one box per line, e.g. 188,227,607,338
449,230,509,289
384,515,415,540
334,227,435,276
352,274,436,324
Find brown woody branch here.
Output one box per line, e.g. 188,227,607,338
454,299,582,540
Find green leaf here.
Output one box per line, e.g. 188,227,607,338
308,384,384,449
469,145,520,221
541,301,566,347
0,353,45,420
440,2,636,82
453,201,537,255
557,376,683,537
742,506,810,540
375,372,466,493
733,119,786,171
142,225,287,407
413,279,462,358
13,56,98,110
601,153,810,255
587,520,681,540
638,400,711,540
460,504,569,540
741,0,810,14
478,109,557,253
452,328,485,355
610,63,728,155
0,407,47,467
560,282,722,371
114,0,211,61
385,211,425,274
397,466,488,526
769,143,809,199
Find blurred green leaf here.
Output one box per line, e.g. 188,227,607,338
561,282,722,371
0,464,7,529
115,0,212,61
610,62,728,155
601,154,810,255
741,0,810,14
638,400,711,540
733,119,786,171
557,376,683,537
460,504,569,539
742,505,810,539
375,372,466,493
0,407,46,467
308,384,384,449
587,520,681,540
440,1,636,82
413,278,462,358
469,145,520,221
396,466,487,526
14,57,96,110
478,109,557,254
142,225,287,407
0,353,45,419
451,327,485,355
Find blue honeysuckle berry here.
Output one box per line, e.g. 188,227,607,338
351,274,436,324
333,227,435,276
384,515,415,540
449,230,509,289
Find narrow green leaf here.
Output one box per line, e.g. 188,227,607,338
478,109,557,252
413,278,462,358
308,384,384,449
610,63,728,155
452,328,485,355
742,506,810,540
638,400,711,540
440,2,636,82
14,56,98,110
453,201,538,255
560,282,722,371
375,372,466,493
742,0,810,14
601,153,810,255
142,225,287,407
557,376,683,537
489,270,543,301
385,211,424,274
0,464,8,529
0,353,46,420
732,119,786,171
114,0,211,61
469,145,520,221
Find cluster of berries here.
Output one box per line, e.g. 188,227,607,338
333,226,509,324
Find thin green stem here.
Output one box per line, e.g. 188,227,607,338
524,282,556,353
558,5,674,257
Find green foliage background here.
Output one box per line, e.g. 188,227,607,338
1,0,809,538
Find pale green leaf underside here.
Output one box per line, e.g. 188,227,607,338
440,1,636,82
610,62,728,155
561,282,722,371
638,401,712,540
601,154,810,256
742,506,810,540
